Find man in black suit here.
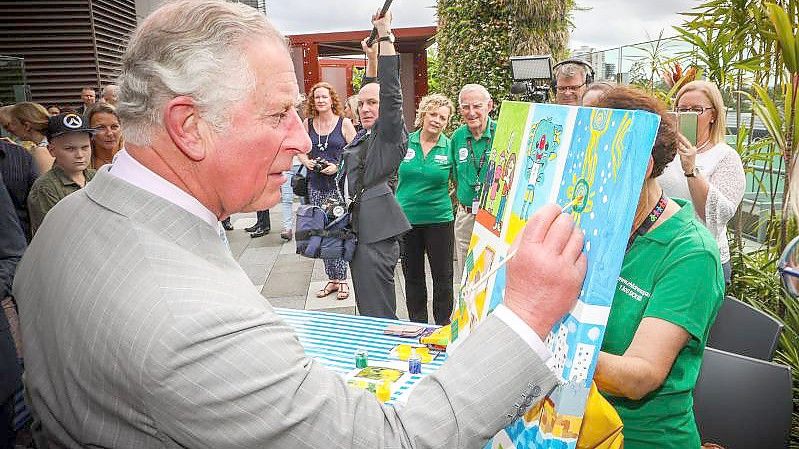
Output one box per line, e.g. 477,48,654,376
339,12,409,319
0,171,25,446
0,140,38,240
75,87,96,116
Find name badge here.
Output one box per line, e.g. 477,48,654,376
471,184,481,215
434,154,449,164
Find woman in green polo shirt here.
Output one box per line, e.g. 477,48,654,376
397,94,455,325
591,87,724,449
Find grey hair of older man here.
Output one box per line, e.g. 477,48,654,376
457,83,491,105
116,0,285,146
100,84,119,105
554,62,590,82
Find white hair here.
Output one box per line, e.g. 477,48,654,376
458,84,491,105
101,84,118,98
117,0,284,146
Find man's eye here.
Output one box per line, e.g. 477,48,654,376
272,112,288,126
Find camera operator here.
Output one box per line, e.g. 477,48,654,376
552,59,595,106
338,11,410,319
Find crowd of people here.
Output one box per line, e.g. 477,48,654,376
0,0,771,447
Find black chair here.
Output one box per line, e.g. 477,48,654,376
707,296,783,360
694,347,792,449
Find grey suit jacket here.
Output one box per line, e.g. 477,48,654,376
14,168,558,448
340,55,411,244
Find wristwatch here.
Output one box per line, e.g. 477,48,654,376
378,32,395,43
684,167,699,178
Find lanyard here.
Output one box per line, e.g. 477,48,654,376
466,121,496,185
626,194,668,252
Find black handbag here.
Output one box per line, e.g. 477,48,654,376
291,165,308,198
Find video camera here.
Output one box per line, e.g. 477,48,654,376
509,55,553,103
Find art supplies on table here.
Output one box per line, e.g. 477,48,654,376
344,362,410,397
419,325,450,348
383,324,430,337
388,343,441,363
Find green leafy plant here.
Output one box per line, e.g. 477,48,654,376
436,0,575,130
676,1,799,445
351,67,365,93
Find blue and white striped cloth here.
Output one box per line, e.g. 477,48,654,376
276,308,447,404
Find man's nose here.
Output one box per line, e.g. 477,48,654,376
287,110,312,154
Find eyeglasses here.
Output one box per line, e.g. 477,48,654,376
778,235,799,298
675,106,715,115
556,83,586,94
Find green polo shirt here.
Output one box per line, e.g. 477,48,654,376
28,165,96,236
451,118,496,205
600,199,724,449
397,130,454,224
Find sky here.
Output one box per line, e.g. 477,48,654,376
268,0,702,52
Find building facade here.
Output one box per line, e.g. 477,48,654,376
0,0,137,109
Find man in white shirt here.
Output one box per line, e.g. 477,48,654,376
13,1,587,447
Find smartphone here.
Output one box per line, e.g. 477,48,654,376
668,111,698,146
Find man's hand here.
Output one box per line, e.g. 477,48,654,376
505,204,586,340
372,9,392,36
361,37,378,61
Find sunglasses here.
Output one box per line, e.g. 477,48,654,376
778,235,799,298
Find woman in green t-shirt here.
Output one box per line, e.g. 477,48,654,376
591,87,724,449
396,94,455,325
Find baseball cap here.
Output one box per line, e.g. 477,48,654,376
46,112,97,140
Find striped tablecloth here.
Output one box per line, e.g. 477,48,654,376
276,308,447,404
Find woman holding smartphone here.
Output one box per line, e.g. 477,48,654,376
659,80,745,284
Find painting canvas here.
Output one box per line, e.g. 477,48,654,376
449,101,661,449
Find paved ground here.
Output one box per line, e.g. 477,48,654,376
226,203,438,322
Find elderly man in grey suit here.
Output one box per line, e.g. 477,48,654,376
339,27,409,319
13,2,587,447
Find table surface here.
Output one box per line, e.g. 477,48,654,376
276,308,447,404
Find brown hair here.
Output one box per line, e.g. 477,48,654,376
86,102,120,124
595,86,677,178
10,102,49,133
305,82,343,118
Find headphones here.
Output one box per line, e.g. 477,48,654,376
551,58,595,92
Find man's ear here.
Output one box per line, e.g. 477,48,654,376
47,142,56,158
163,96,207,162
487,99,495,114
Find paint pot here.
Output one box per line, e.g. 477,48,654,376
408,348,422,374
355,349,368,368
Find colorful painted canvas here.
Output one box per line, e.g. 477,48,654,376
449,101,661,449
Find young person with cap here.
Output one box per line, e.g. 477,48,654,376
27,112,96,236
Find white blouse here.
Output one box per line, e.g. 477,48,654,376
659,142,745,264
